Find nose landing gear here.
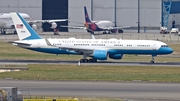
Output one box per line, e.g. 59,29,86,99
150,55,155,63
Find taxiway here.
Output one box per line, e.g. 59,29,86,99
0,80,180,100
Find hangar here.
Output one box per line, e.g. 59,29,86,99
0,0,179,32
168,1,180,29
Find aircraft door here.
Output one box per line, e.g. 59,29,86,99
37,42,41,48
153,43,156,50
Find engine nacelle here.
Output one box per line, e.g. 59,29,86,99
109,54,123,59
93,50,108,60
50,22,57,29
31,24,37,30
118,29,124,33
111,29,117,33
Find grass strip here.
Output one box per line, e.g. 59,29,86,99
0,64,180,82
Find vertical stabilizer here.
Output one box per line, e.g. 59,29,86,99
10,12,42,40
84,6,91,23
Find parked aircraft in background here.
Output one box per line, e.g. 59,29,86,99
0,13,67,34
62,6,130,34
10,12,77,55
11,12,173,64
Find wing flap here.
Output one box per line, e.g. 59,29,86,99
101,26,131,31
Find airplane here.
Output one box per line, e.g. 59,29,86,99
11,12,173,64
0,13,68,34
10,12,78,56
62,6,130,34
46,38,173,63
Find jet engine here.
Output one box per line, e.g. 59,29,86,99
118,29,124,33
50,22,57,29
109,54,123,59
31,24,37,30
111,29,117,33
93,50,108,60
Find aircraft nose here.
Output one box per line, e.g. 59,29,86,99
167,47,173,54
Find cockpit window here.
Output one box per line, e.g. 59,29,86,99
161,45,168,47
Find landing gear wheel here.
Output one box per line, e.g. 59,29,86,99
80,59,84,63
103,32,107,34
92,59,97,62
84,59,88,62
80,59,89,63
150,60,154,64
89,59,93,62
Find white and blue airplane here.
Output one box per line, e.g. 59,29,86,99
10,12,173,63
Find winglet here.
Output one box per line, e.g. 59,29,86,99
10,12,42,40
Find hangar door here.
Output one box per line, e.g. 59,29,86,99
42,0,68,32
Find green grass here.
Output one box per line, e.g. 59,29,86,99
23,96,123,101
1,64,180,82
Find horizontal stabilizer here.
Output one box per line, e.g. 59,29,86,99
11,42,32,46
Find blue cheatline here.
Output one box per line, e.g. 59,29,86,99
108,47,173,55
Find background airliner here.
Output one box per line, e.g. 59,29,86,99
11,12,173,64
62,6,130,34
0,13,67,34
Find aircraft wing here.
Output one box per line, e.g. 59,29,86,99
61,47,93,53
45,39,94,53
61,25,96,32
27,19,68,23
115,26,131,29
61,25,87,30
102,26,131,30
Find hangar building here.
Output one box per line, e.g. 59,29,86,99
0,0,180,32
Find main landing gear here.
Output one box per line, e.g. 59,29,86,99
91,31,94,34
150,55,155,64
0,29,6,34
80,59,97,63
103,31,111,34
79,53,97,63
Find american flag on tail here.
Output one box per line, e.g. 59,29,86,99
16,24,23,28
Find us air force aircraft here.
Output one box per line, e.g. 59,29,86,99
0,13,67,34
11,12,173,63
62,6,130,34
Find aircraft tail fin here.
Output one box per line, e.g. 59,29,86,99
10,12,42,40
84,6,91,23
